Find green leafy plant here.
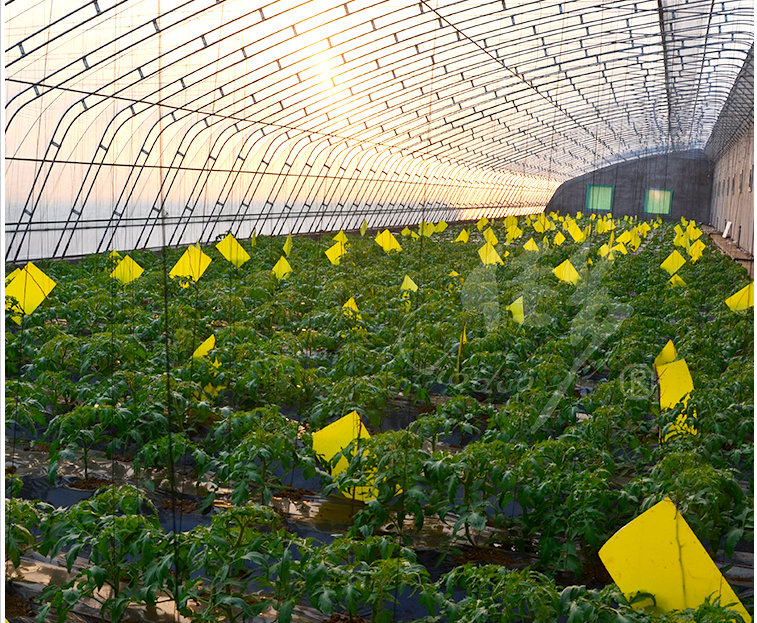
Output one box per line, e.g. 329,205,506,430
37,486,165,623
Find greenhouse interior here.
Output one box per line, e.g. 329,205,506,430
3,0,755,622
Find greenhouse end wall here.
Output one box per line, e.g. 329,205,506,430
545,152,714,222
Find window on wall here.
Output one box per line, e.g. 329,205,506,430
644,188,673,215
585,184,614,212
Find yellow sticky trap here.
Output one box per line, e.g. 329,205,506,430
506,296,524,324
360,219,368,236
272,256,292,280
553,231,566,246
657,359,694,410
342,297,361,320
476,217,489,231
311,411,374,501
688,239,705,262
455,229,469,243
668,274,686,288
654,340,677,371
478,242,504,266
542,235,550,249
459,326,467,346
590,213,597,220
599,498,750,621
5,267,21,286
282,234,293,257
5,262,57,324
411,231,419,240
375,229,402,253
674,231,691,251
250,231,257,247
566,221,586,243
110,255,144,285
660,251,686,275
523,238,539,252
686,225,703,242
419,221,435,237
504,215,518,229
661,410,698,443
169,244,212,286
483,227,499,246
435,220,448,232
611,243,628,256
448,271,464,291
616,230,632,245
203,382,225,398
193,335,216,359
401,226,413,237
552,259,580,285
216,233,251,268
333,230,349,244
575,211,583,220
596,220,606,234
725,282,754,311
400,275,418,292
325,241,347,266
506,225,523,242
532,219,546,234
598,244,611,258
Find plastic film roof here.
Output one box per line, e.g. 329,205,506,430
4,0,753,261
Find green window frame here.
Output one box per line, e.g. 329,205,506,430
585,184,614,212
644,188,673,215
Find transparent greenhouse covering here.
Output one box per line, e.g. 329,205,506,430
4,0,754,261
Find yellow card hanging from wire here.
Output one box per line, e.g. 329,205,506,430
193,335,216,359
552,259,580,284
325,241,347,266
599,498,750,621
312,411,374,502
400,274,418,292
725,282,754,311
5,262,57,325
342,297,361,320
110,254,144,285
272,256,292,280
216,233,250,268
169,244,211,286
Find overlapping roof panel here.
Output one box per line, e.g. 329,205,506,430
4,0,753,260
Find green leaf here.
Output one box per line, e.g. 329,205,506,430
62,586,81,605
277,599,295,623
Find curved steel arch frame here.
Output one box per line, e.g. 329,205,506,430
5,0,753,260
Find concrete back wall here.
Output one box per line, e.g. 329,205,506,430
546,151,713,223
710,122,753,256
